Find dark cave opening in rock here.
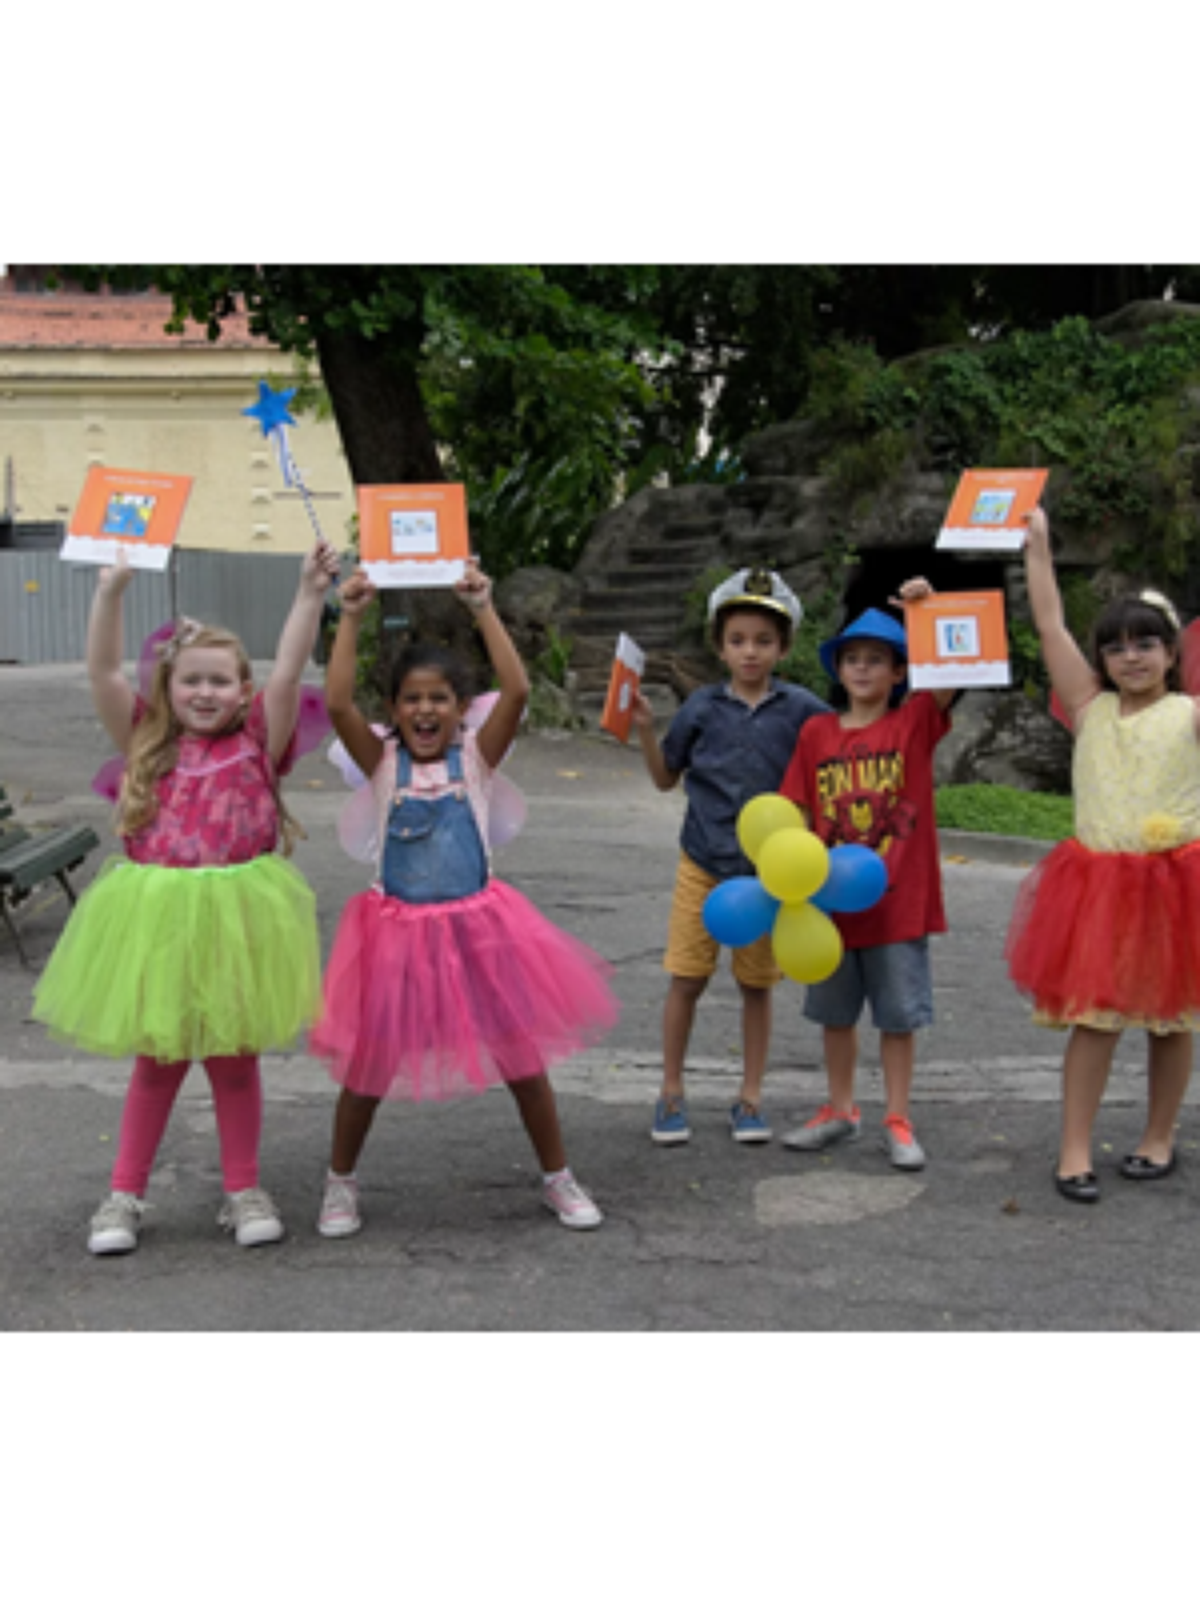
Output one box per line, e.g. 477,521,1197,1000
839,548,1009,625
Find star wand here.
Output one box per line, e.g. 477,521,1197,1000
242,380,337,582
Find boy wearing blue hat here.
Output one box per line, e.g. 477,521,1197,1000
779,580,956,1169
632,567,829,1146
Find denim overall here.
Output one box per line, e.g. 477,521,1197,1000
381,744,488,906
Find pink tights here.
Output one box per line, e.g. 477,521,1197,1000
110,1054,263,1197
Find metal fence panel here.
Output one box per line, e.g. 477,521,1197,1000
0,548,304,664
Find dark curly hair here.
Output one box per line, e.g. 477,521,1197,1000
387,642,478,706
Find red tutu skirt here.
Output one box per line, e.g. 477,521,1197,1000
1006,838,1200,1029
310,881,619,1100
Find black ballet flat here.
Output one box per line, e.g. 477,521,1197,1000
1119,1151,1177,1181
1055,1171,1100,1204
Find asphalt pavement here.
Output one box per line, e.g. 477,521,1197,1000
3,660,1199,1331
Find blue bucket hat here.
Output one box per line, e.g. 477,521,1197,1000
818,608,908,681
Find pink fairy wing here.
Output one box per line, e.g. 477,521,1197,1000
293,685,331,760
91,755,125,802
327,725,390,790
488,771,527,849
336,783,381,865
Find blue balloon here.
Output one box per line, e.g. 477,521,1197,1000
702,876,779,947
810,844,887,914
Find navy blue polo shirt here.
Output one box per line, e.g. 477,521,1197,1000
661,679,830,879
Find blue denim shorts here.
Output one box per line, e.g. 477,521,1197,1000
802,937,934,1033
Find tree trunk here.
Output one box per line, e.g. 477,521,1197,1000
314,327,477,664
313,326,444,485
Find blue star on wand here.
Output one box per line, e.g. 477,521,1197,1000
242,380,297,436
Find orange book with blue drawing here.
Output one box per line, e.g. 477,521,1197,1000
936,468,1048,552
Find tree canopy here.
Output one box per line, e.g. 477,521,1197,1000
79,263,1200,575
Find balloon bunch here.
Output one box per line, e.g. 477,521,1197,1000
701,795,887,984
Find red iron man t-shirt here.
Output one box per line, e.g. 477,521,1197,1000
780,693,951,950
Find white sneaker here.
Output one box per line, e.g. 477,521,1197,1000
88,1192,145,1256
218,1187,285,1247
541,1171,603,1230
318,1172,362,1238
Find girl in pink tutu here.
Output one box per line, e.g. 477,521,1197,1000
1007,507,1200,1203
310,559,617,1236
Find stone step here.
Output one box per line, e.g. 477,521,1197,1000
594,564,693,589
577,594,681,627
626,540,714,565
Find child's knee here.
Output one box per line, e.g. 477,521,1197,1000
669,973,708,1004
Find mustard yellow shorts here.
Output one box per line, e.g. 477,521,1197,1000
664,853,781,989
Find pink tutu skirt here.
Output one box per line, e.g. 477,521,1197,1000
1006,837,1200,1029
310,881,619,1100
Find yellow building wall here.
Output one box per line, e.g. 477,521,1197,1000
0,345,356,554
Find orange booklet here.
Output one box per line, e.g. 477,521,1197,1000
60,466,194,571
905,590,1010,689
936,467,1048,552
357,483,470,587
600,633,646,742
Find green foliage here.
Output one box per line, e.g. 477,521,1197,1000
534,625,573,688
803,315,1200,576
936,784,1074,841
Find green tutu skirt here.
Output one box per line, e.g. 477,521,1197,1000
32,854,322,1062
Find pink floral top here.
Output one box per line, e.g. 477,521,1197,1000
124,693,297,868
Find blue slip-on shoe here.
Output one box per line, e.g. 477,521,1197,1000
729,1099,772,1144
652,1096,691,1145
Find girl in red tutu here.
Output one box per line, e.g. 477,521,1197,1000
1007,507,1200,1202
310,560,617,1237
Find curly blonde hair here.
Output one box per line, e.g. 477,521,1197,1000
118,621,303,856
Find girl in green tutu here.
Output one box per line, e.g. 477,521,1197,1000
33,540,340,1256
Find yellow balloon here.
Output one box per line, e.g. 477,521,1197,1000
772,902,843,984
757,827,830,905
736,794,804,864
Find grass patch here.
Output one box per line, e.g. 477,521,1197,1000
936,784,1073,842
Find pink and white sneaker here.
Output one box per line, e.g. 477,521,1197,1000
541,1172,603,1230
317,1173,363,1238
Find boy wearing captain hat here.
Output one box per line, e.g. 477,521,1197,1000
632,566,829,1147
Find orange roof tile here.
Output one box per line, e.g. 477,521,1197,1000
0,291,273,351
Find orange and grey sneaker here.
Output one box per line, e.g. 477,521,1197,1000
880,1113,926,1171
782,1103,862,1151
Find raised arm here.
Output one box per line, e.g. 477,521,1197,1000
456,560,529,770
893,577,955,712
262,539,342,766
325,570,386,780
87,552,137,753
1022,508,1097,723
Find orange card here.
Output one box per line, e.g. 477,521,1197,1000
61,465,194,571
357,483,470,588
936,467,1048,551
600,633,645,743
905,590,1010,689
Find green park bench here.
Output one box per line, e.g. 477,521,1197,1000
0,785,101,967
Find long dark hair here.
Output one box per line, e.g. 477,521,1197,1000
1091,590,1182,693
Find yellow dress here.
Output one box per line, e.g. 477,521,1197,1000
1006,692,1200,1033
1074,693,1200,855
